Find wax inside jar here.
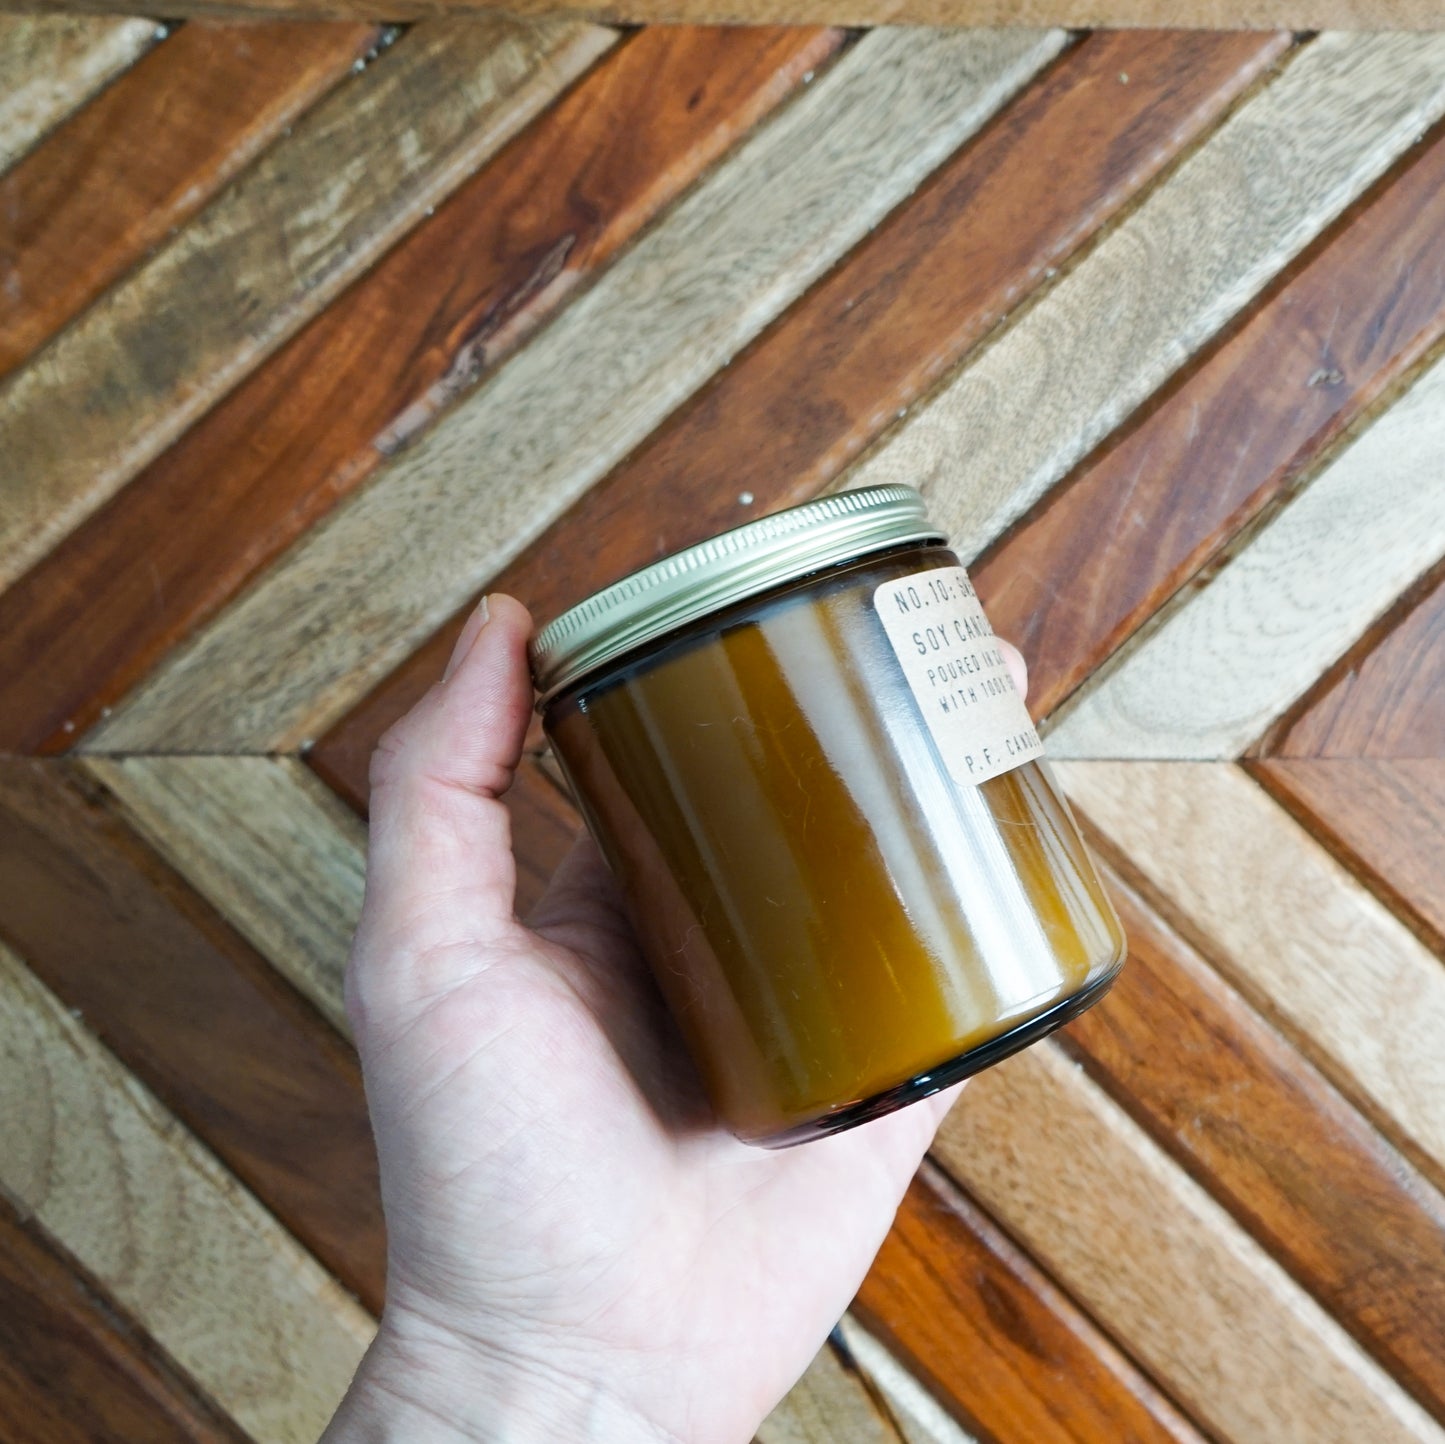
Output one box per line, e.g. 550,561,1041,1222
547,548,1124,1141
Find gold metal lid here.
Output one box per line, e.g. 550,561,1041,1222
530,484,945,704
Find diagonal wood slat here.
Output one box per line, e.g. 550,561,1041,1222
1061,861,1445,1420
1061,762,1445,1192
0,1195,249,1444
0,14,158,173
0,23,840,757
310,26,1288,806
855,1166,1201,1443
0,15,615,593
0,941,374,1444
83,26,1067,754
759,1338,913,1444
840,31,1445,561
0,19,379,379
972,114,1445,724
1046,351,1445,758
0,758,385,1309
831,1317,980,1444
934,1042,1443,1443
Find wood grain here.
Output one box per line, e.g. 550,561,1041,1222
1058,761,1445,1193
1045,351,1445,758
0,758,385,1309
85,27,1066,755
0,1195,249,1444
971,116,1445,725
855,1165,1200,1443
309,28,1287,806
1062,861,1445,1422
840,31,1445,563
0,16,615,593
0,14,156,172
1257,760,1445,953
0,24,839,757
1271,570,1445,758
0,20,378,379
832,1317,979,1444
758,1337,909,1444
0,939,373,1442
9,0,1445,27
87,756,366,1036
933,1043,1443,1443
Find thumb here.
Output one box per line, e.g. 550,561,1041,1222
361,593,536,949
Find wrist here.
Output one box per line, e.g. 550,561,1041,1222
322,1306,681,1444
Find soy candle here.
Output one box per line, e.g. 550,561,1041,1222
530,485,1124,1146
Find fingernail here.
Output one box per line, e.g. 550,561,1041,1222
443,595,490,682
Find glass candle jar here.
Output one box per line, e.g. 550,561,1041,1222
530,485,1124,1147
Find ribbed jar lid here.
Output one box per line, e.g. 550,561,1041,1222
530,484,945,704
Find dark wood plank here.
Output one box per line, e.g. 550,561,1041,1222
1255,760,1445,954
0,25,838,759
0,1196,248,1444
855,1163,1201,1443
969,114,1445,725
1267,567,1445,758
1055,859,1445,1423
312,28,1284,806
5,0,1438,31
0,20,377,379
0,759,384,1311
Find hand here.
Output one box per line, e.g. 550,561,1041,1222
322,593,1028,1444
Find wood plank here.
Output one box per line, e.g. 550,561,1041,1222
86,756,366,1036
1061,860,1445,1422
758,1336,909,1444
0,16,615,594
1045,352,1445,759
311,28,1287,806
840,32,1445,565
1257,760,1445,953
0,20,378,379
855,1165,1202,1443
0,939,373,1443
971,115,1445,725
931,1043,1443,1443
85,27,1067,755
0,14,157,173
8,0,1445,29
832,1316,980,1444
0,758,385,1310
0,25,839,757
1057,761,1445,1194
1270,568,1445,758
0,1194,249,1444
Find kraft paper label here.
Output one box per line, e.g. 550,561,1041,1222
874,566,1044,786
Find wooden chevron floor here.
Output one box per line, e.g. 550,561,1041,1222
2,14,1444,1442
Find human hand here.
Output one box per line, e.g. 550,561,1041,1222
323,593,1027,1444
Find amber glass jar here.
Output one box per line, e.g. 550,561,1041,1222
531,486,1124,1146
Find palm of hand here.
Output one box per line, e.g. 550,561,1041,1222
342,595,957,1443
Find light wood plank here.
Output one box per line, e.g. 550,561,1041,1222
7,0,1445,28
0,14,157,172
87,756,365,1036
86,27,1066,755
1058,761,1445,1190
840,32,1445,563
834,1316,979,1444
1045,352,1445,758
0,16,616,593
758,1335,909,1444
0,940,373,1443
932,1043,1443,1443
0,19,379,380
